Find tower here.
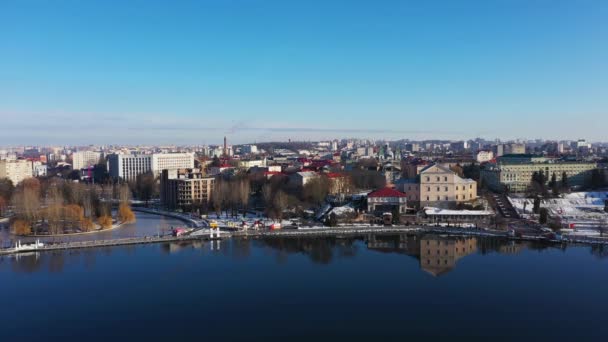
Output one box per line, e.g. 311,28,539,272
223,136,227,157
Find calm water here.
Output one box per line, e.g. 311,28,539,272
1,234,607,340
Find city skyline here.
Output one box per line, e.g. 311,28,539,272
2,0,608,144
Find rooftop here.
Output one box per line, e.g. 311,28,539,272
368,188,407,198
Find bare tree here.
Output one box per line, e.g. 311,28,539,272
272,190,288,221
303,177,329,206
211,179,224,218
12,178,41,234
229,180,240,217
118,183,135,223
135,172,157,207
238,178,250,217
46,185,64,234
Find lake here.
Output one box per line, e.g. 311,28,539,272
1,234,607,340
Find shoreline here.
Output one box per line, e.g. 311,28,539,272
15,220,130,238
2,224,605,256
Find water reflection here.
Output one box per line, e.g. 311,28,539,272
3,234,605,276
259,234,531,276
419,236,476,276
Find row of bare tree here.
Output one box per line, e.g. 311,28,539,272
8,177,134,235
210,177,251,218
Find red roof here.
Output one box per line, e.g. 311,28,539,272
325,172,345,178
367,188,407,198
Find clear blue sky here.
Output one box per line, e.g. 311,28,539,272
1,0,607,145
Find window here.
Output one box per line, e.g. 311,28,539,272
436,177,440,181
436,186,440,191
444,187,448,191
426,177,429,182
445,196,448,201
444,176,448,181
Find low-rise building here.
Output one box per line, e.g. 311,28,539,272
496,143,526,157
421,207,493,225
208,164,235,176
476,150,494,163
289,171,319,188
33,163,47,177
238,159,266,169
241,145,258,154
367,188,408,214
394,178,421,203
481,159,597,193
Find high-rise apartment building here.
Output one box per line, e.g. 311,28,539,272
0,159,33,185
160,168,215,210
108,154,153,181
72,151,101,170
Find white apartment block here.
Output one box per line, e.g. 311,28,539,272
0,159,33,185
241,145,258,154
108,154,153,181
72,151,101,170
476,150,494,163
152,153,195,176
108,153,194,181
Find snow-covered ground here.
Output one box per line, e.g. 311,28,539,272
509,191,608,228
328,204,356,217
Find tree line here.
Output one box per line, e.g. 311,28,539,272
1,177,135,236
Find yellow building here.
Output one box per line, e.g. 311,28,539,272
419,164,477,207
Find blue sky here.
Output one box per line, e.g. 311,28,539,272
1,0,607,145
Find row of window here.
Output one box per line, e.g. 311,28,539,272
425,176,449,182
425,185,474,191
424,194,473,201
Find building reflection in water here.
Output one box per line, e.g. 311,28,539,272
1,234,534,275
419,235,476,276
366,234,501,276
